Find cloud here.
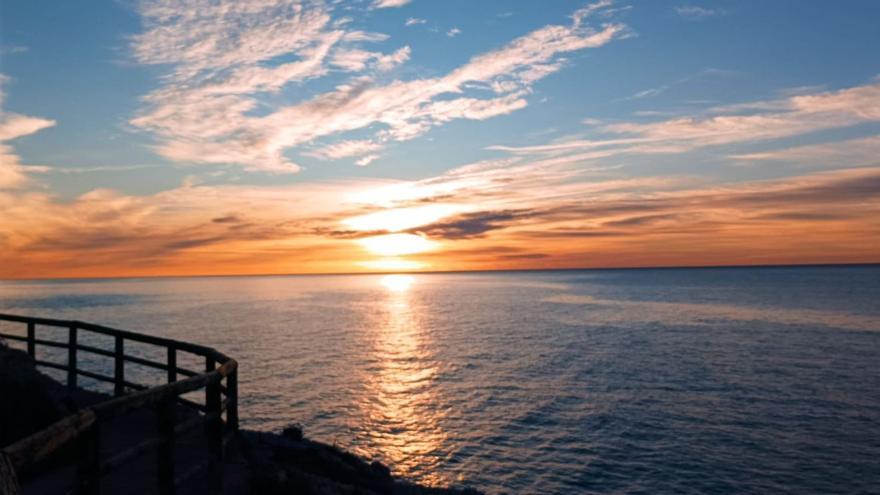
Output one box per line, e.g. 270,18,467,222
32,164,160,175
0,75,57,189
356,155,379,166
132,1,336,77
0,44,28,55
304,139,384,160
603,213,681,227
617,68,737,101
605,82,880,147
372,0,410,8
675,5,724,19
211,215,242,224
0,113,55,142
409,210,533,239
330,49,382,72
405,17,426,26
491,81,880,167
375,46,411,71
446,28,461,38
330,46,409,72
731,135,880,167
129,0,627,173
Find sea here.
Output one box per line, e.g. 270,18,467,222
1,265,879,494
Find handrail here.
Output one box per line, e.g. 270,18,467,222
0,313,239,495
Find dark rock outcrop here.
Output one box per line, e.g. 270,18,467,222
0,341,67,447
240,429,481,495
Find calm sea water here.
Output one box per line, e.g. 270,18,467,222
1,266,879,494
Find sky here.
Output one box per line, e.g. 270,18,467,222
0,0,878,279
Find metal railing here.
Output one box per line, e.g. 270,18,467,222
0,313,238,494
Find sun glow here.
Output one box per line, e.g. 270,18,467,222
360,258,426,270
343,204,460,232
358,233,437,256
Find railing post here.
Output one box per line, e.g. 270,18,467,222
205,355,215,405
157,397,176,495
205,356,222,491
226,368,239,431
75,422,100,495
68,325,78,389
114,336,124,396
26,321,35,358
167,346,177,384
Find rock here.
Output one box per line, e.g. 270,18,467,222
239,429,484,494
282,423,304,441
370,461,392,480
0,342,65,447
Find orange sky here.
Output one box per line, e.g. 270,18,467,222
2,164,878,279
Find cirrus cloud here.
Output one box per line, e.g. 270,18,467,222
129,0,628,172
0,75,56,189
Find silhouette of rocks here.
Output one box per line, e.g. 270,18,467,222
0,341,66,447
282,423,304,441
241,430,481,494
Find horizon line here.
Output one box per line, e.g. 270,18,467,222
2,261,878,283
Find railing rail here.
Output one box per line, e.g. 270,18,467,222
0,313,239,495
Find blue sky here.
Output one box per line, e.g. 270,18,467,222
1,0,879,277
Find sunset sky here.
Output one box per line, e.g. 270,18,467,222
1,0,878,278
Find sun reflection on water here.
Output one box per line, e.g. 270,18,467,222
354,275,451,486
380,274,414,292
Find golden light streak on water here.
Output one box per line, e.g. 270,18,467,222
354,274,451,486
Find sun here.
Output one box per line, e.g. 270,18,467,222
358,233,437,257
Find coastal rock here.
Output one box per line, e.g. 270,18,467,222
0,341,66,447
282,423,304,442
240,429,481,494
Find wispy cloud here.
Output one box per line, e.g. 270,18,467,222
495,81,880,162
129,0,627,172
0,75,56,188
372,0,410,9
356,155,379,167
618,68,738,101
34,164,161,175
446,27,461,38
675,5,724,20
330,46,410,72
0,44,28,55
405,17,426,26
731,135,880,167
304,139,384,160
606,82,880,147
